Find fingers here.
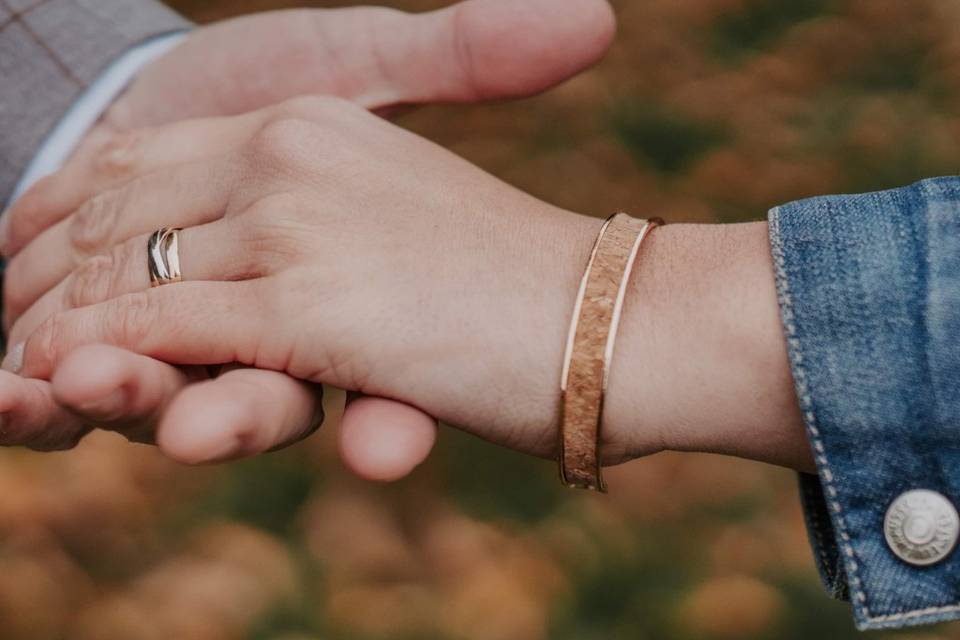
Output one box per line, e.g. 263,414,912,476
8,219,258,346
51,345,324,462
382,0,617,105
155,366,323,464
0,370,89,451
339,393,437,482
2,0,616,257
0,112,265,257
3,158,236,327
2,0,618,321
1,0,617,292
50,344,194,443
14,281,266,381
108,0,615,129
54,347,426,472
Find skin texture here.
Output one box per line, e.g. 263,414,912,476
6,98,813,472
0,0,617,474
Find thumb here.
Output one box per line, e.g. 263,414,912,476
371,0,617,104
339,394,437,482
106,0,615,128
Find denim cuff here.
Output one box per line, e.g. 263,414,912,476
769,177,960,630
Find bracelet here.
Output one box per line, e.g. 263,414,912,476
559,212,661,491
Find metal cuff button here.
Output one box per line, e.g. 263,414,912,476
884,489,959,566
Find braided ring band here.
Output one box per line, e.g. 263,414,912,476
147,227,183,287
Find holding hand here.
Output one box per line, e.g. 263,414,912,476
7,97,607,461
0,0,617,472
7,97,812,474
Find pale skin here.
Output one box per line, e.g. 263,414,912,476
2,95,815,474
0,0,620,477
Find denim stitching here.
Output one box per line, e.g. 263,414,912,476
768,208,871,617
866,603,960,625
858,181,960,627
772,187,960,629
770,205,960,628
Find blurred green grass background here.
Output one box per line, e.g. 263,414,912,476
3,0,960,638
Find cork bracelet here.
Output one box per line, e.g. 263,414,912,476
559,213,661,491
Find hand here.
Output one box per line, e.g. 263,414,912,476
0,0,617,471
7,97,618,461
7,0,614,251
10,99,813,472
100,0,615,129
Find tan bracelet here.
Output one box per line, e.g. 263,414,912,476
559,212,661,491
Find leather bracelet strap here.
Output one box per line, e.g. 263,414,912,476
559,212,660,491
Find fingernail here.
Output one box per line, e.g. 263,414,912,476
78,387,127,421
2,342,23,374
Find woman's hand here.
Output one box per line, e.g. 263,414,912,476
7,96,608,460
6,101,813,472
0,0,617,469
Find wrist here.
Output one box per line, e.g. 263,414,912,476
599,221,812,472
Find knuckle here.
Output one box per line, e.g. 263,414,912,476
247,118,319,166
66,254,114,309
33,312,67,369
92,130,145,179
240,195,308,270
108,290,158,348
69,189,121,254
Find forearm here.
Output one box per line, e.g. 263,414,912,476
597,220,812,471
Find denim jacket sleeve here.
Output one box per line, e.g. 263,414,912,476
769,176,960,631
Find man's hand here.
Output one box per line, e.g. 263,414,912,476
0,0,616,475
103,0,615,131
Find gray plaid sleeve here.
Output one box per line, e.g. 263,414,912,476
0,0,190,205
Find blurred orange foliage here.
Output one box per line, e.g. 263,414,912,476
4,0,960,638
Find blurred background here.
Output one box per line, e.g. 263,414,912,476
2,0,960,638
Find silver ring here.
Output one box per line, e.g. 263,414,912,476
147,227,183,286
